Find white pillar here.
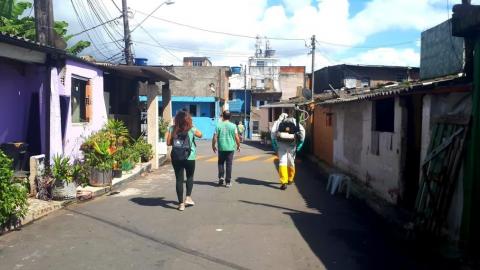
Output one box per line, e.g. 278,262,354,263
146,82,160,169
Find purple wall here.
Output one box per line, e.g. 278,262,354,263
0,61,47,154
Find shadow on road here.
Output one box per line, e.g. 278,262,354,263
235,177,281,190
238,141,428,269
130,197,177,209
194,180,220,187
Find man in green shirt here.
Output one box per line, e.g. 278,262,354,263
212,110,240,187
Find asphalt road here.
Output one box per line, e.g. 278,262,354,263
0,141,434,270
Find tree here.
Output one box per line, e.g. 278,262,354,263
0,0,90,55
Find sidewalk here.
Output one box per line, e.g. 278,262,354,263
2,155,166,235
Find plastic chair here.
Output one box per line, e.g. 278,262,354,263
326,173,351,199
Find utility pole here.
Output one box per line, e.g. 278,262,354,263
34,0,54,46
243,64,248,138
310,35,316,100
122,0,133,65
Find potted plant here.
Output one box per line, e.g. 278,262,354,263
51,155,76,201
82,134,114,187
0,150,28,231
134,138,153,162
158,118,169,142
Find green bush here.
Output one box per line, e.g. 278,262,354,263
0,150,28,227
158,118,169,141
134,138,153,162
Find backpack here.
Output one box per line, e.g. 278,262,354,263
170,130,191,161
276,118,298,142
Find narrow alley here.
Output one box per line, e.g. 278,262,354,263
0,141,439,270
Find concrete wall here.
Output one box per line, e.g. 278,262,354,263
170,66,230,102
279,66,305,100
0,61,47,155
61,60,107,159
333,97,404,203
420,19,464,80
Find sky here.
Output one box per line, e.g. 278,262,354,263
42,0,480,70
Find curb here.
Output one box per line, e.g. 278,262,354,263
88,162,152,198
1,157,167,235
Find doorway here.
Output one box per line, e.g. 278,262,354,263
401,95,423,209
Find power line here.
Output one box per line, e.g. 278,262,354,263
137,27,182,62
133,9,417,49
70,15,122,37
132,9,306,41
70,0,110,59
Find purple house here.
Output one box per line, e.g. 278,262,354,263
54,59,108,160
0,33,179,173
0,34,51,168
0,34,108,165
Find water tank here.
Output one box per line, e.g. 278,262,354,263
231,66,241,74
134,58,148,66
265,49,276,57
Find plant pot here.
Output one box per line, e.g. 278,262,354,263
52,179,77,201
112,169,122,178
89,169,112,187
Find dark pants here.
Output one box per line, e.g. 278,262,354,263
172,160,195,203
218,151,234,183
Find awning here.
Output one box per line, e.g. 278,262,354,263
100,64,180,82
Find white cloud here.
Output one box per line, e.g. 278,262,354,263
47,0,477,68
343,48,420,67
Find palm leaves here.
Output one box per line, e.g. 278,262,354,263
0,0,90,55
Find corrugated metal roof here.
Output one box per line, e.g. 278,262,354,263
0,32,59,51
320,74,468,105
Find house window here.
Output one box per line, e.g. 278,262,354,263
192,61,203,66
257,61,265,67
229,92,233,100
268,108,273,122
361,78,370,88
373,98,395,132
189,104,198,117
261,79,265,83
252,121,259,134
71,77,88,123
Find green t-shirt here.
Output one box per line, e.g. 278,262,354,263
216,121,237,151
168,126,197,160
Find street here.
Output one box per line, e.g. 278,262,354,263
0,141,432,270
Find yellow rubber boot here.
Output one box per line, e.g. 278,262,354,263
279,165,289,184
288,166,296,184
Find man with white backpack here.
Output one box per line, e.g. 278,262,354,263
270,111,305,190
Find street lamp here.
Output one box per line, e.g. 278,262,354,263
131,0,175,32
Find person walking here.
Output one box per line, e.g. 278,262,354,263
270,111,305,190
212,110,241,187
166,111,203,211
237,121,245,142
